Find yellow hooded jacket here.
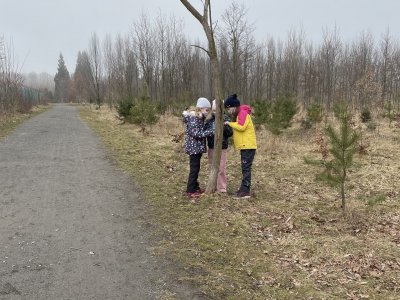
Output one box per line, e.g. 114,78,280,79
228,105,257,150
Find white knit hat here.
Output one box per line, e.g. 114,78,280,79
196,97,211,108
212,99,216,111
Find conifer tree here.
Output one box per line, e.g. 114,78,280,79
127,85,159,134
72,51,92,103
307,103,324,127
54,53,70,103
266,95,298,135
306,104,359,211
383,100,396,127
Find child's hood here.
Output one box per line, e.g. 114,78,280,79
237,105,253,126
182,108,203,123
239,105,252,115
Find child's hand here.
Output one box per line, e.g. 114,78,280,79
224,121,230,125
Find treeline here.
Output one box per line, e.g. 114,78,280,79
0,36,24,114
0,37,51,115
23,72,55,94
68,3,400,113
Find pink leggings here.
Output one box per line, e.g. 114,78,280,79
208,149,228,192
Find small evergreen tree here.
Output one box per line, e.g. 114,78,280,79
333,101,351,121
127,87,159,134
306,107,359,211
383,100,396,127
115,98,135,119
266,95,298,135
360,107,372,123
306,103,324,126
252,100,272,127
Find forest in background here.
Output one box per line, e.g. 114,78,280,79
3,2,400,117
56,2,400,117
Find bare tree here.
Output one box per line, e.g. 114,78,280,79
319,26,341,108
303,42,317,105
265,37,277,100
178,40,210,102
351,31,375,106
123,37,140,100
282,28,305,97
355,68,381,109
0,37,24,114
155,13,188,110
132,13,157,99
219,1,255,97
103,34,115,108
109,34,139,102
393,47,400,108
379,29,394,102
88,32,104,109
248,44,266,101
180,0,224,194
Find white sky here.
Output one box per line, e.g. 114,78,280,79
2,0,400,75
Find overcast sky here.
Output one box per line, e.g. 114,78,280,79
2,0,400,75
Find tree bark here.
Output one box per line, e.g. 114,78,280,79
180,0,224,193
341,168,346,211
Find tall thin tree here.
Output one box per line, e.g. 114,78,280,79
88,33,103,109
180,0,224,194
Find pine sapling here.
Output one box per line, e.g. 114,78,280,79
383,100,396,127
305,109,359,211
127,87,159,135
323,117,359,211
307,103,324,129
266,95,298,135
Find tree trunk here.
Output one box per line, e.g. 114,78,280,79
341,169,346,211
341,181,345,211
206,49,224,193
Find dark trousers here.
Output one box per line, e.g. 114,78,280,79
187,153,202,193
240,149,256,193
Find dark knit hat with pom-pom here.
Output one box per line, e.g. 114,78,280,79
224,94,241,108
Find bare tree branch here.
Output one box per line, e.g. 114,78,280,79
179,0,203,23
190,44,209,55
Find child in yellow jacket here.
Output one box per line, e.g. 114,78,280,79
224,94,257,198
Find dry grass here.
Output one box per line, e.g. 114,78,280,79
0,105,51,140
80,105,400,300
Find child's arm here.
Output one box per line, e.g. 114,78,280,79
203,119,212,131
202,121,215,138
224,124,233,137
187,118,214,139
202,126,214,137
223,115,233,137
228,112,250,132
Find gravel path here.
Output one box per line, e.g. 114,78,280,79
0,104,200,299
